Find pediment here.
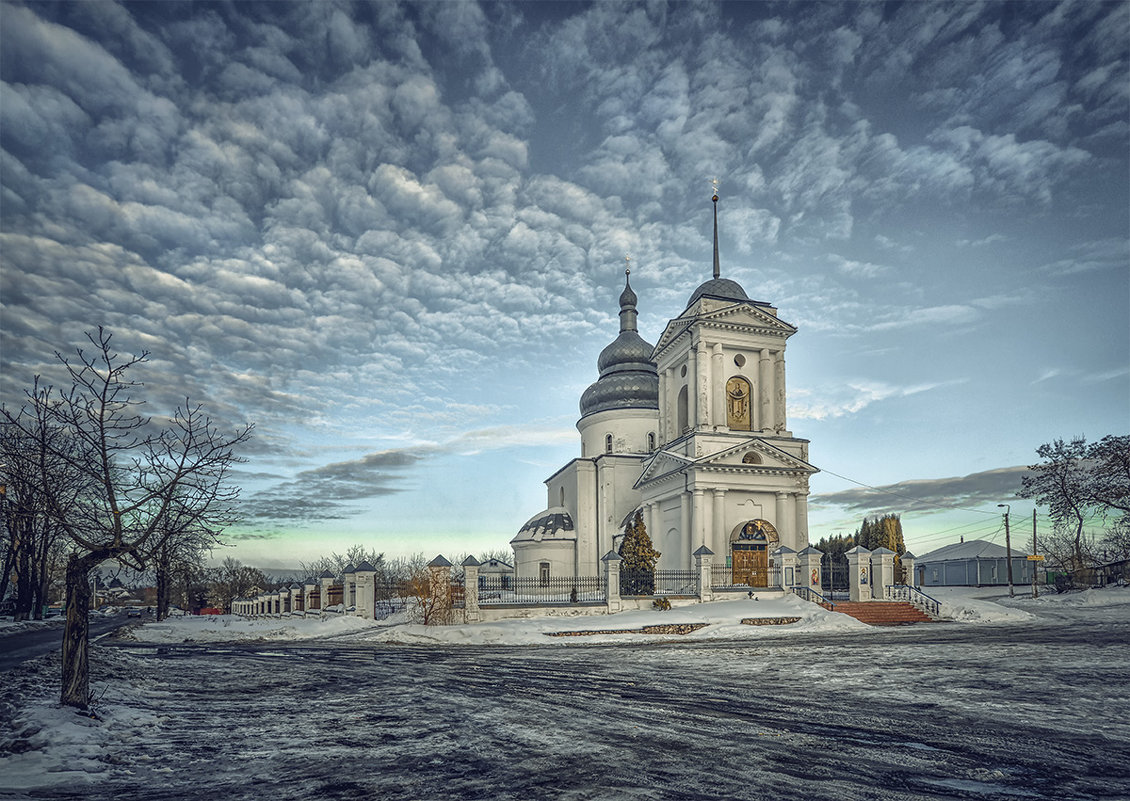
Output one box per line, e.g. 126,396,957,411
697,437,816,473
699,304,796,335
635,437,817,489
636,448,694,485
652,301,795,359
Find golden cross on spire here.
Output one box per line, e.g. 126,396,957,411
624,253,631,276
711,177,719,201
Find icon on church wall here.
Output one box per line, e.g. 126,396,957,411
726,376,752,430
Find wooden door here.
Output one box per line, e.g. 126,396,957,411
732,544,769,587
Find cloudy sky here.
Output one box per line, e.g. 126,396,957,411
2,1,1127,569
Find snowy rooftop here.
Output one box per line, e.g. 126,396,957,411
916,539,1026,562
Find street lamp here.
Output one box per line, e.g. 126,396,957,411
998,503,1014,598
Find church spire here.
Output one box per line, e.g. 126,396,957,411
619,254,638,333
711,179,720,279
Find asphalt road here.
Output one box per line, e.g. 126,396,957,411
0,615,144,672
7,616,1127,801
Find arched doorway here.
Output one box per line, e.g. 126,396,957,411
730,519,779,587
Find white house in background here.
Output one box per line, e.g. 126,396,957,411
915,539,1034,587
512,197,817,584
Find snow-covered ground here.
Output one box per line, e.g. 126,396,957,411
116,584,1130,647
2,585,1128,800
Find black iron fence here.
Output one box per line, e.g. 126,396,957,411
620,569,697,597
478,575,604,605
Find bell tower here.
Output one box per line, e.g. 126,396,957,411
634,189,817,571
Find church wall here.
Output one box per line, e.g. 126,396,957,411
513,539,576,582
577,408,658,459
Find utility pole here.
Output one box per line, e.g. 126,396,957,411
1032,508,1039,599
998,503,1014,597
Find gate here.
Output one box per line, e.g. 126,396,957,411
821,556,850,600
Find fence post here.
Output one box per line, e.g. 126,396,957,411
694,545,714,602
846,545,872,601
427,555,453,625
462,556,481,623
775,546,797,590
603,551,622,613
871,547,895,599
354,561,378,619
797,546,823,595
319,570,334,612
900,552,916,587
304,581,317,614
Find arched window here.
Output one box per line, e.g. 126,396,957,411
742,451,762,464
648,432,656,451
559,486,565,506
605,434,613,453
677,385,689,432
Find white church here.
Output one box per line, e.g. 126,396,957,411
512,196,818,587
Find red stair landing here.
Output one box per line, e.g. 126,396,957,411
832,601,936,626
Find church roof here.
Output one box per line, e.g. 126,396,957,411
579,270,658,418
512,506,576,543
686,277,750,307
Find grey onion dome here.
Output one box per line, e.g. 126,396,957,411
579,271,659,418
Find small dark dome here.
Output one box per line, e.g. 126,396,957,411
513,507,576,542
687,277,749,307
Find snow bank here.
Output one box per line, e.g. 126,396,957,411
926,587,1037,624
124,613,380,644
356,595,870,646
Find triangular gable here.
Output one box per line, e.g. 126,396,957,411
636,448,694,485
695,437,818,474
635,437,817,489
653,301,795,357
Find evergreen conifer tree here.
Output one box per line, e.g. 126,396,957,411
618,509,660,595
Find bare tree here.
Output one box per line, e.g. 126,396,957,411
1,329,251,708
208,557,268,613
1020,435,1130,572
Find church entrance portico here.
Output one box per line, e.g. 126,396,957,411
730,519,778,587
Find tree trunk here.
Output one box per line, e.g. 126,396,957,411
61,552,96,709
155,556,170,621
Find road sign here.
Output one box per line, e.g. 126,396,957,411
1027,554,1045,561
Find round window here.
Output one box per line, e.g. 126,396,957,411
734,354,746,367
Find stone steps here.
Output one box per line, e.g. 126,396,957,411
831,601,937,626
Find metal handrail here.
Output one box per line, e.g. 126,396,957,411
885,584,941,617
791,585,835,610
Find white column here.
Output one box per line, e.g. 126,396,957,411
680,491,691,567
687,349,697,429
696,341,709,428
794,493,809,549
666,367,676,441
692,488,705,551
712,489,726,557
775,492,789,542
774,350,787,432
658,369,668,444
711,343,724,428
759,349,773,432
